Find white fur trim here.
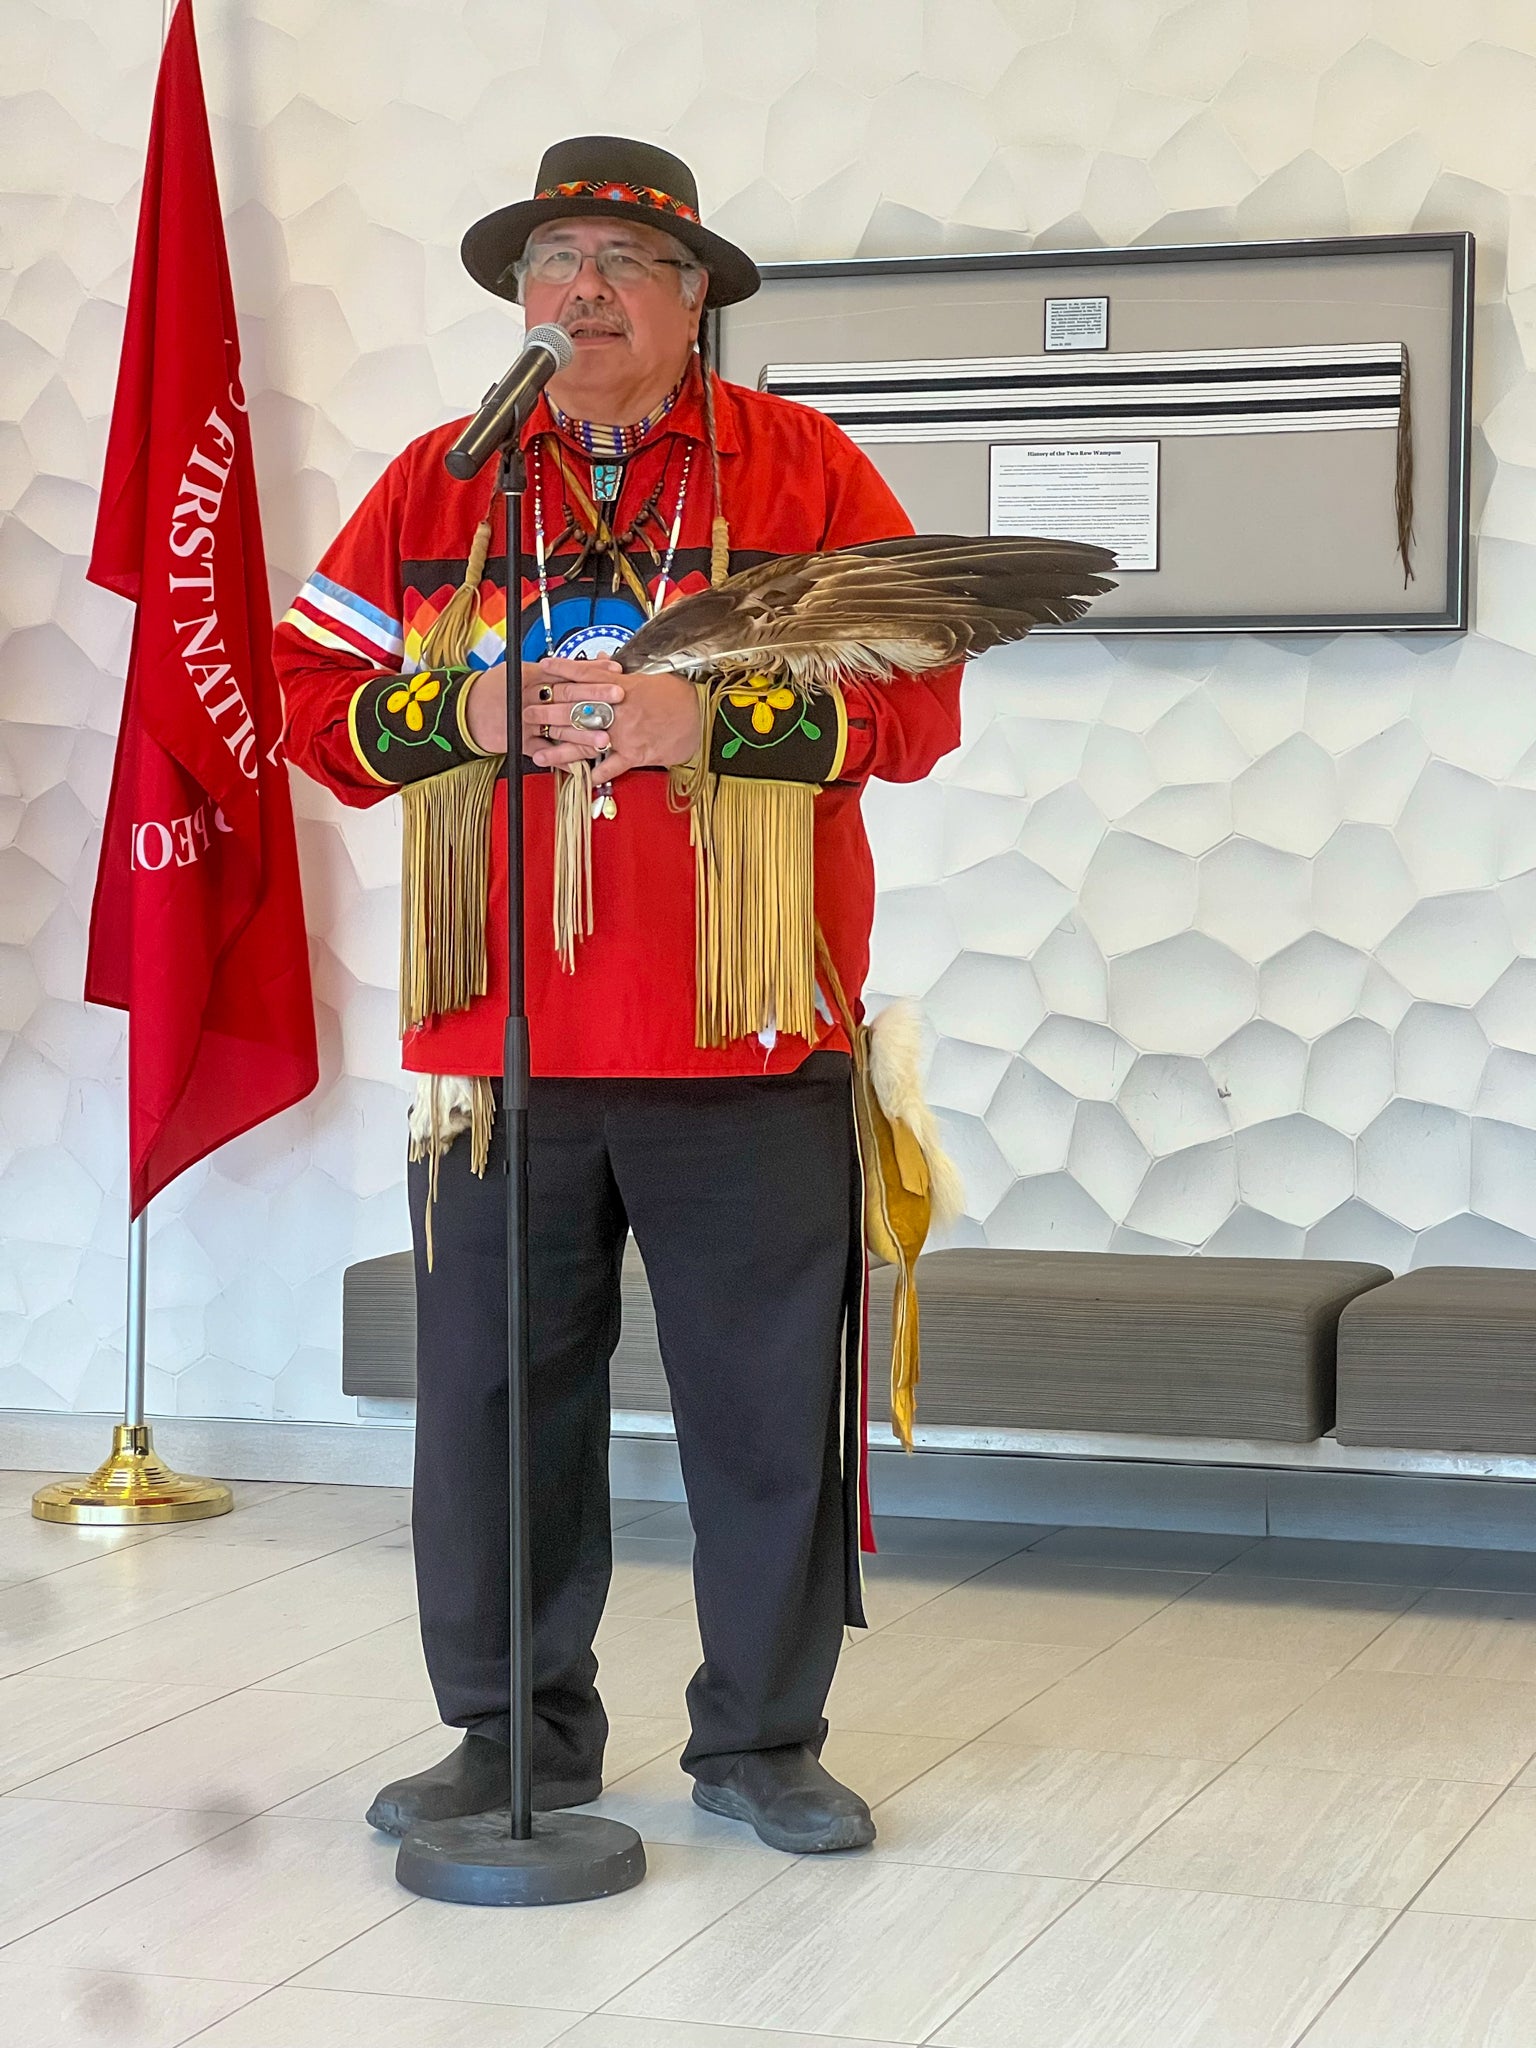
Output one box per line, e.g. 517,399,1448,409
866,1001,965,1226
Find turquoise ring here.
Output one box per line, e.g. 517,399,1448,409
570,701,616,732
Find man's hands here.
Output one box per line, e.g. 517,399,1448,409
463,655,620,759
464,656,702,781
588,670,703,781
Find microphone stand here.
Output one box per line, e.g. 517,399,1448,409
395,434,645,1907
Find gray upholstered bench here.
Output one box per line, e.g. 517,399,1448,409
857,1250,1386,1442
1337,1266,1536,1454
344,1244,1388,1445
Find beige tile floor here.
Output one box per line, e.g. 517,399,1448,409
2,1477,1536,2045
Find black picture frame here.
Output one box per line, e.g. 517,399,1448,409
717,233,1474,636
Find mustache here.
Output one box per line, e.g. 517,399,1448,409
560,299,630,337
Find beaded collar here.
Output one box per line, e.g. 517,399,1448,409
548,372,685,458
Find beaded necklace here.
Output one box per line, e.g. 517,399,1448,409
530,436,694,820
547,373,684,460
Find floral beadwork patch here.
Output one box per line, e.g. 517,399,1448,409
707,675,845,785
348,663,484,785
717,675,821,757
374,668,460,757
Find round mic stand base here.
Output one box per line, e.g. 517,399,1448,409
395,1807,645,1908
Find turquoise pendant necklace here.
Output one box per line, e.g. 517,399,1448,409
529,440,695,825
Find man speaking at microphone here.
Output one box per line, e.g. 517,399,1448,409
275,136,962,1854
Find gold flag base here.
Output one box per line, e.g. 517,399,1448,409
31,1424,234,1526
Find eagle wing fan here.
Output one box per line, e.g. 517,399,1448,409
616,534,1117,688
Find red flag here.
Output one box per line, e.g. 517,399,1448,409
86,0,317,1213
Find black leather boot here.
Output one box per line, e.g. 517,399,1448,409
365,1732,602,1837
691,1743,875,1853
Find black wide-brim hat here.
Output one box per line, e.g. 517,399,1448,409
462,135,760,310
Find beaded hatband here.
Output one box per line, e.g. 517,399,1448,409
536,178,700,225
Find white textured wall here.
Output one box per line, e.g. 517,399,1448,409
4,0,1536,1424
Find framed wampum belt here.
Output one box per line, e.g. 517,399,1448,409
723,233,1474,635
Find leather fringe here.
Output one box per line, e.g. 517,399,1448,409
552,759,595,971
398,498,499,1037
399,755,498,1036
690,770,818,1048
672,671,818,1049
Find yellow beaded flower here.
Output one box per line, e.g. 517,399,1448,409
387,673,441,732
728,676,796,734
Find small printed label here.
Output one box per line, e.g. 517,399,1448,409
1044,296,1110,352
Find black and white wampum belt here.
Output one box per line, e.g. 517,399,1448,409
761,341,1415,583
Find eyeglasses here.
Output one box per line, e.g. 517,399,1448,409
522,244,692,288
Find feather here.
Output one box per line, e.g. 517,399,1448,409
408,1073,485,1158
618,533,1116,687
866,1001,965,1229
407,1073,493,1271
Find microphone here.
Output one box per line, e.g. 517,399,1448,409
443,323,575,481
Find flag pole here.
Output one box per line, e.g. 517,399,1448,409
34,0,309,1527
125,1205,148,1429
33,0,235,1532
33,1142,233,1526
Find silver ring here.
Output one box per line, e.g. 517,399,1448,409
570,700,616,732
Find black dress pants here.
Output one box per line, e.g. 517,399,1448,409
407,1052,857,1783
